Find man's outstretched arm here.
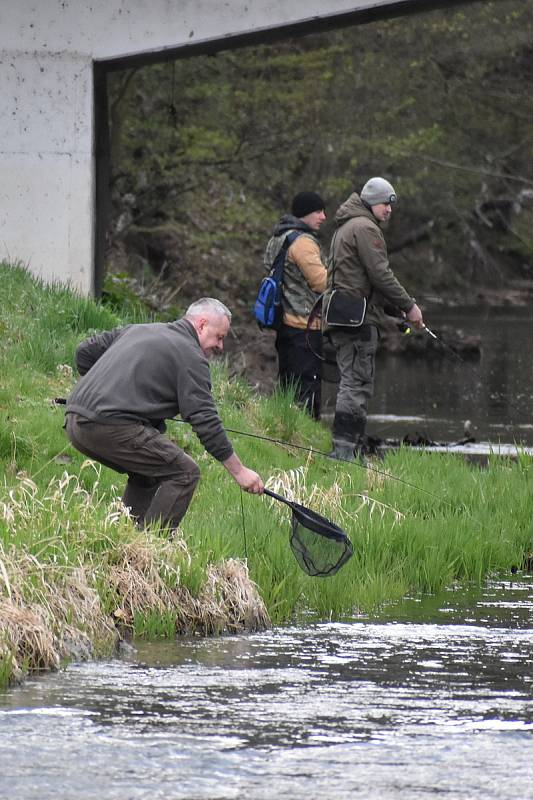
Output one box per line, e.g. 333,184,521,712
223,453,264,494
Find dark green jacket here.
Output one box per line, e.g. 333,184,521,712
66,319,233,462
326,193,414,328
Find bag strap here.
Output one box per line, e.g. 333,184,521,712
305,293,325,361
305,294,338,365
328,229,340,290
328,225,374,306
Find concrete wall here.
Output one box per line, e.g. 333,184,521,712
0,0,442,294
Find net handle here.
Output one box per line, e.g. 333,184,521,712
263,488,346,541
263,488,294,510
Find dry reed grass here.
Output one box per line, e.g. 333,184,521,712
266,463,404,524
108,537,180,624
0,469,271,683
0,598,58,680
108,538,270,634
0,542,117,679
196,559,271,634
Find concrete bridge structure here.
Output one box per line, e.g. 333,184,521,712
1,0,471,294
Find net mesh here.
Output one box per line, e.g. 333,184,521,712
287,502,353,577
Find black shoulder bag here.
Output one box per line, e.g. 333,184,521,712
322,230,367,328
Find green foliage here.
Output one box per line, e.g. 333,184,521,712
0,654,14,687
0,418,35,464
106,1,533,307
1,263,121,374
259,385,304,443
101,272,154,321
1,264,532,685
133,610,177,639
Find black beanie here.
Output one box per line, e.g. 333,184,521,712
291,191,325,218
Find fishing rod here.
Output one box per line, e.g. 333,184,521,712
53,398,448,501
167,416,448,502
398,320,465,363
398,319,530,426
308,308,465,365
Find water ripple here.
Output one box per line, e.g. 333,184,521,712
0,579,532,799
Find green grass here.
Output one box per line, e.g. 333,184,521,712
1,261,532,682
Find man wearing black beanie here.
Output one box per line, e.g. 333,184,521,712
262,191,328,418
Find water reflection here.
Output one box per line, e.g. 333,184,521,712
369,306,533,445
0,578,531,799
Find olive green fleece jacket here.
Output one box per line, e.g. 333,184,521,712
66,319,233,462
326,192,415,328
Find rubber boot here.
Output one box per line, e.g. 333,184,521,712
330,441,355,462
353,434,369,466
331,412,367,463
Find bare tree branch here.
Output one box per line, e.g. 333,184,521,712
401,153,533,186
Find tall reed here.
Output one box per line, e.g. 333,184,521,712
1,261,532,685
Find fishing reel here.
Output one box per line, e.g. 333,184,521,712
383,305,413,336
397,320,412,335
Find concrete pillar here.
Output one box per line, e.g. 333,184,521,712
1,50,94,292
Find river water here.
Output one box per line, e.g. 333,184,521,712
1,577,532,800
324,304,533,447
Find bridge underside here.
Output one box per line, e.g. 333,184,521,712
0,0,479,293
99,0,472,70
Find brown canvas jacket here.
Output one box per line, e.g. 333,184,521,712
327,192,415,328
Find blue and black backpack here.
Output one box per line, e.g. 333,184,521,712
253,231,301,330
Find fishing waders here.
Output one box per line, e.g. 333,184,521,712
329,325,379,463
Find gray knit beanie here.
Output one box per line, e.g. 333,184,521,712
361,177,397,206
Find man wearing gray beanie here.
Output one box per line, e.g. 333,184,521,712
324,177,424,461
262,191,328,418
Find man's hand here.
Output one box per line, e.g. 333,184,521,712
223,453,264,494
234,466,264,494
406,303,424,330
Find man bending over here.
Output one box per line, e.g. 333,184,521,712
65,298,264,533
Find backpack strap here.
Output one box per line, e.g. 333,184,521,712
285,230,302,247
270,230,302,284
278,230,302,265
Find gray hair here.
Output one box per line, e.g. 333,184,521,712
185,297,232,321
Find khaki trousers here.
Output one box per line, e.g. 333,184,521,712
329,325,379,447
65,413,200,531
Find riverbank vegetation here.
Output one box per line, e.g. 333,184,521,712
1,263,532,685
102,0,533,395
106,0,533,325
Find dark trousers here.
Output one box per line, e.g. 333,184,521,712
275,324,322,419
65,413,200,531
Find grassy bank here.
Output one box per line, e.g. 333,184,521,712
1,262,532,686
